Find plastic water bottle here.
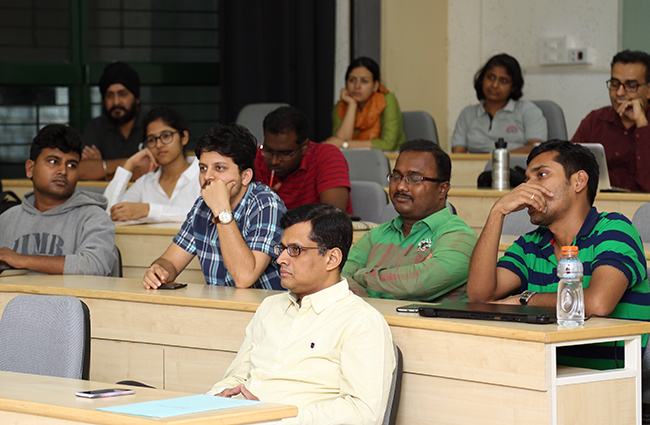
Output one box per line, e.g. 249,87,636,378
556,246,585,327
491,138,509,190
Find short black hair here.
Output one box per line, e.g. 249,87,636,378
527,140,599,205
30,124,82,161
195,124,257,176
399,139,451,182
345,56,380,83
611,50,650,83
280,204,353,272
474,53,524,101
143,106,190,139
263,106,309,145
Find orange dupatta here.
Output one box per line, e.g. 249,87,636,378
337,84,389,140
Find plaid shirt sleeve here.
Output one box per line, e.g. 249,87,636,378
239,189,286,256
172,198,201,255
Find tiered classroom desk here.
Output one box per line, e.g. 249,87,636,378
0,274,648,424
0,370,297,424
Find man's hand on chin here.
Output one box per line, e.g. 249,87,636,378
215,383,259,401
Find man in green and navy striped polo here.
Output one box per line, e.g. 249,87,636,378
342,139,477,302
468,140,650,369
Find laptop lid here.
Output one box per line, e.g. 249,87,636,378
418,302,557,324
578,143,629,192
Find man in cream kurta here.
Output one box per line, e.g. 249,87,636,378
207,204,395,425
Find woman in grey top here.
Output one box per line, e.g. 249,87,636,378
451,54,547,154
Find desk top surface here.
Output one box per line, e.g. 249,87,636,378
1,274,648,344
0,371,297,425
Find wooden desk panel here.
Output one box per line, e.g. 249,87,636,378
0,371,297,425
0,275,647,425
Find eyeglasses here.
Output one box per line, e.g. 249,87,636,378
606,78,648,93
387,172,446,185
273,243,325,257
260,144,303,161
145,130,179,148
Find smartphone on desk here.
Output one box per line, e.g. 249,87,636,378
158,282,188,290
75,388,135,398
396,303,429,313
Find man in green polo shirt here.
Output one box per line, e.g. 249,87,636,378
342,139,477,302
468,140,650,369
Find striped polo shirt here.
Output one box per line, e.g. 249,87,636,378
255,141,353,214
498,207,650,369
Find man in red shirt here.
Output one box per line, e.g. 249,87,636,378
572,50,650,192
254,106,353,213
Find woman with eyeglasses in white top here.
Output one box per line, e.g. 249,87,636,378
103,106,201,222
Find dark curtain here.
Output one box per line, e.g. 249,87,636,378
219,0,336,142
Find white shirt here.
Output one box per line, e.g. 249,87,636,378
207,279,395,425
103,156,201,223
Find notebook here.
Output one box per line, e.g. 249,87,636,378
417,302,557,324
578,143,630,192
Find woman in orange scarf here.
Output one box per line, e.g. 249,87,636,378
326,57,406,151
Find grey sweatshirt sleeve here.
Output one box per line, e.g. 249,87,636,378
63,206,117,276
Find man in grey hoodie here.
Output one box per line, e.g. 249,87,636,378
0,124,116,275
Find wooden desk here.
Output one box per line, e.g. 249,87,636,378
448,187,650,233
0,275,647,425
115,223,371,283
115,223,206,283
0,371,296,424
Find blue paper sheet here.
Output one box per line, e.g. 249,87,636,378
97,394,262,418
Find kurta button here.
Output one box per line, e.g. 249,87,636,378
624,131,628,135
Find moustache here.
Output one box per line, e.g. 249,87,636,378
109,106,127,113
392,191,413,201
201,180,212,190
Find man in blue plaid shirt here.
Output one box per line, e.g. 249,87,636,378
142,124,286,290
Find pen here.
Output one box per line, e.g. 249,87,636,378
269,170,275,188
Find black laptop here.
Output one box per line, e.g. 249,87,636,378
417,302,557,324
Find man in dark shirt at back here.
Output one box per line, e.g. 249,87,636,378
78,62,150,181
572,50,650,192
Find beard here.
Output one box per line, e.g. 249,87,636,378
103,101,139,127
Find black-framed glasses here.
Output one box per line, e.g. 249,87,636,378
387,172,446,185
260,143,303,161
145,130,179,148
274,243,325,257
606,78,648,93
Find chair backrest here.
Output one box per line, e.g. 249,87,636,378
531,100,568,140
380,202,457,223
342,149,391,187
401,111,439,145
110,245,123,277
350,181,388,223
502,209,537,236
235,103,290,146
382,343,403,425
632,203,650,244
0,295,90,380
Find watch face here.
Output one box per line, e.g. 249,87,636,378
218,210,233,224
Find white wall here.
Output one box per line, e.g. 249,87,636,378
448,0,620,143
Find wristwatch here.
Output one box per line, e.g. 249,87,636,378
342,140,349,149
519,290,537,305
213,209,233,225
